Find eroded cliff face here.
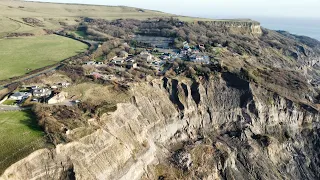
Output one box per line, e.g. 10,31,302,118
209,20,262,35
1,74,319,180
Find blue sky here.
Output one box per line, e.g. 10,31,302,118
30,0,320,19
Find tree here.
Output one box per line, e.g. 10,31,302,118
107,51,117,60
128,48,136,55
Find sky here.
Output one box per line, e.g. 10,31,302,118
30,0,320,19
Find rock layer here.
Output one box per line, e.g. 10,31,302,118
1,75,320,180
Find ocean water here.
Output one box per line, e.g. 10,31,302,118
255,17,320,41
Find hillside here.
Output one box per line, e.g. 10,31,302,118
0,15,319,179
0,0,252,37
0,1,320,180
0,0,191,37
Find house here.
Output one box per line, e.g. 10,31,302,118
84,61,103,65
48,91,68,104
126,59,138,69
59,82,71,88
9,92,31,100
183,41,190,50
151,60,165,70
190,54,210,64
141,53,153,63
119,51,129,58
111,57,125,65
31,86,39,90
140,51,150,55
32,88,52,98
180,49,188,56
190,54,203,61
160,55,170,60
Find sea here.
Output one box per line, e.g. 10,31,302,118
254,17,320,41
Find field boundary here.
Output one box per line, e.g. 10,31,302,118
0,33,96,88
5,17,35,28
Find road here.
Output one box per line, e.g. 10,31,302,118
1,64,63,89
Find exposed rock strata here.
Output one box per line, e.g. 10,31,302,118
1,75,319,180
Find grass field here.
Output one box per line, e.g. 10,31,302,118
0,0,220,37
0,110,46,174
0,34,88,80
0,0,173,36
2,100,16,105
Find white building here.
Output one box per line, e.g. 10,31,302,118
32,88,52,98
141,54,153,63
111,57,125,65
9,92,31,100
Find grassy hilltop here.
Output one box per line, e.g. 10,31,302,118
0,0,172,36
0,0,213,36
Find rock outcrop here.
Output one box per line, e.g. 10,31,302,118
1,74,319,180
209,20,262,35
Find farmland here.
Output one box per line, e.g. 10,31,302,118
0,0,214,37
0,0,173,36
0,34,88,80
0,110,46,174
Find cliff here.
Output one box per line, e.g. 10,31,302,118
1,73,319,180
209,20,262,34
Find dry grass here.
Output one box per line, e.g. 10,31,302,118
22,72,71,86
0,0,221,37
0,0,172,36
0,88,9,101
65,82,130,104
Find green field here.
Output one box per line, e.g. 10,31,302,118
0,0,173,36
0,0,218,37
0,34,88,80
0,110,46,174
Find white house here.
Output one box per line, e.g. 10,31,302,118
9,92,31,100
190,54,210,64
32,88,52,98
141,53,153,63
183,41,190,50
111,57,125,65
140,51,150,55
